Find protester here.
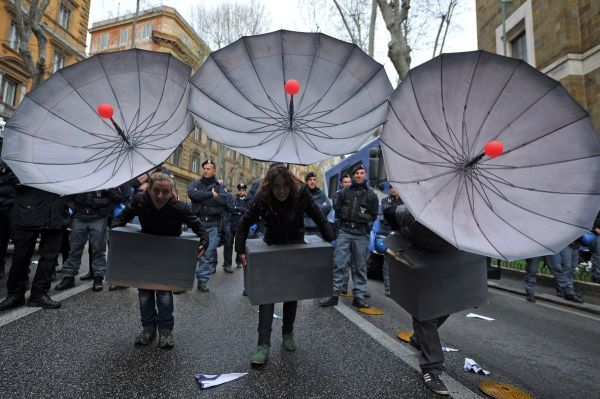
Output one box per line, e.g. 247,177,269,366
188,160,227,292
55,189,124,292
0,160,17,280
112,173,208,348
320,164,378,308
0,185,69,310
235,166,334,366
303,172,332,236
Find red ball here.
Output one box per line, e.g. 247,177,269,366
97,103,114,119
484,140,504,158
285,79,300,95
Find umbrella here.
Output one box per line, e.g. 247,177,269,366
381,50,600,261
188,30,393,164
1,49,192,195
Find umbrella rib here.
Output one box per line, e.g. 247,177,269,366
294,32,321,112
460,51,483,157
132,53,172,135
388,101,459,165
130,91,189,143
407,72,463,160
439,55,469,161
481,154,600,170
449,173,465,248
187,109,281,138
410,171,460,221
133,50,142,137
380,138,458,169
468,61,523,156
280,31,290,115
97,53,129,134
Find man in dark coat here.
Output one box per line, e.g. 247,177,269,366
0,160,17,279
227,183,252,268
187,160,228,292
303,172,332,236
319,164,378,308
0,185,69,310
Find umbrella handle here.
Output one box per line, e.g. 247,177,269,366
289,96,294,130
109,117,132,147
465,152,485,168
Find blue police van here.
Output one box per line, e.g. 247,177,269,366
324,138,390,278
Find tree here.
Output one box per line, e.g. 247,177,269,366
376,0,411,80
12,0,51,89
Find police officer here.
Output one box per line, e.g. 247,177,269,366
228,183,252,268
303,172,332,236
0,160,17,280
380,186,403,296
188,160,228,292
319,164,378,308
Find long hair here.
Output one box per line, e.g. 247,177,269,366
258,166,302,207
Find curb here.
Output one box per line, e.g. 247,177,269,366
488,281,600,316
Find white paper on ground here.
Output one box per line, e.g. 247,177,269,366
442,346,458,352
194,373,248,389
463,358,490,375
466,313,495,321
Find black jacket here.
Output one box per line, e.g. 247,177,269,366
383,204,452,252
333,181,379,235
0,161,18,208
229,194,253,227
13,186,69,230
380,194,403,231
235,189,335,253
112,192,209,249
303,186,332,230
187,177,228,226
69,189,124,221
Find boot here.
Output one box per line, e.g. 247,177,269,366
0,295,25,311
80,270,94,281
158,330,175,349
92,276,103,292
27,294,61,309
197,280,209,292
55,276,75,291
134,328,156,345
282,333,296,351
319,296,339,307
250,344,270,365
352,297,369,308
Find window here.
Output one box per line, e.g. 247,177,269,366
191,152,200,174
119,29,129,45
1,77,18,107
100,33,109,49
193,127,200,141
510,32,527,62
328,174,339,199
52,52,65,74
171,145,183,166
8,21,20,51
58,4,70,30
142,23,152,39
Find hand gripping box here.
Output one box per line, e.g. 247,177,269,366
244,235,333,305
385,234,487,321
106,225,199,291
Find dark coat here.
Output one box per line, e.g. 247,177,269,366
229,194,253,228
69,189,125,221
235,189,335,253
333,181,378,235
383,204,452,252
380,194,403,231
303,186,332,230
112,192,209,249
187,177,227,227
13,186,69,230
0,161,18,208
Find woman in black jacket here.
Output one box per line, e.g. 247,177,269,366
112,173,208,349
235,166,335,366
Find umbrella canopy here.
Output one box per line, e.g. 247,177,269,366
188,30,393,164
2,49,192,195
381,50,600,261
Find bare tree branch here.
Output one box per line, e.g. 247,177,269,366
333,0,357,44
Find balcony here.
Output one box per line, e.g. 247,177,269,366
0,102,16,120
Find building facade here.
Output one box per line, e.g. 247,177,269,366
1,0,90,135
89,6,269,200
476,0,600,132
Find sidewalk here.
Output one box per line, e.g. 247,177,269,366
489,267,600,315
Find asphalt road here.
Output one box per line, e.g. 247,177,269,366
0,247,599,399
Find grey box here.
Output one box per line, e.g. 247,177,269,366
245,235,333,305
386,239,487,321
106,225,199,291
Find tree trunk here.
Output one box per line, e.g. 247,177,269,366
376,0,411,80
368,0,377,57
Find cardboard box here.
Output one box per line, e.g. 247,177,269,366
245,235,333,305
385,234,487,321
106,225,199,291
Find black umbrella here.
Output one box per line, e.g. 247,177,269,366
188,30,393,164
381,50,600,261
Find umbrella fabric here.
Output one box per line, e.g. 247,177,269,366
188,30,393,164
381,50,600,261
2,49,192,195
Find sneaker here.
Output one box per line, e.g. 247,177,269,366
92,276,103,292
134,328,156,345
158,330,175,349
282,333,296,351
223,266,234,273
423,372,449,396
197,281,209,292
250,344,270,365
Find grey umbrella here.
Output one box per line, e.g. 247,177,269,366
188,30,393,164
381,50,600,261
1,49,192,195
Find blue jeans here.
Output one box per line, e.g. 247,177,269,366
138,289,174,331
62,218,108,277
196,226,219,283
524,254,574,295
333,230,369,298
341,262,354,292
560,245,579,290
